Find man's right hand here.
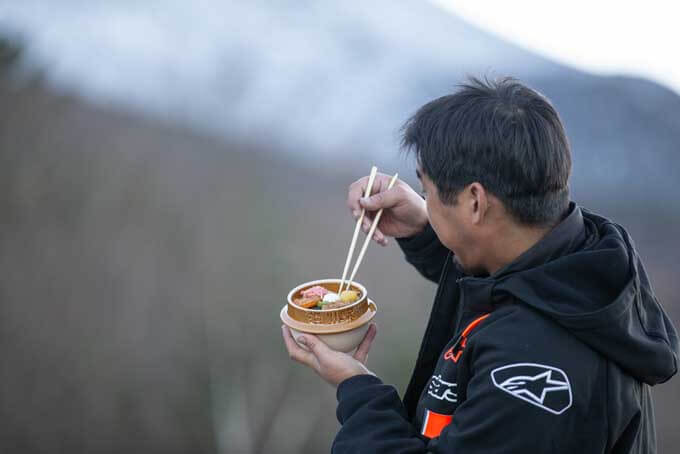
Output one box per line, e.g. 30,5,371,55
346,172,428,246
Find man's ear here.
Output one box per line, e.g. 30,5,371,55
468,182,488,225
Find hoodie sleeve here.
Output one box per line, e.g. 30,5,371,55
396,223,450,284
332,374,428,454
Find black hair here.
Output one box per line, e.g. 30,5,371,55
402,76,571,225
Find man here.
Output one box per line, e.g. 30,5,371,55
281,77,679,453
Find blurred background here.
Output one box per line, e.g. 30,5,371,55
1,1,678,453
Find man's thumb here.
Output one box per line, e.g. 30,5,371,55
360,189,398,211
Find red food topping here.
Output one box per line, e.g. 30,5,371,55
301,285,329,299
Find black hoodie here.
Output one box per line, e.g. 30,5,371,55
332,203,678,454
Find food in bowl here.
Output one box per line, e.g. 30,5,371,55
292,284,362,310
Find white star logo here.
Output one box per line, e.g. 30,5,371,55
499,370,570,404
491,363,573,414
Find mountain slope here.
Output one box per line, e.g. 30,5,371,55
2,0,678,202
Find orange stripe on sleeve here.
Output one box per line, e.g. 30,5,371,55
421,409,453,439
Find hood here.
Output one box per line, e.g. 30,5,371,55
492,203,679,385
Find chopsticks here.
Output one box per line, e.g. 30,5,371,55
339,169,398,293
338,166,377,294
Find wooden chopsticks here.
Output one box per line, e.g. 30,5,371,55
339,168,398,293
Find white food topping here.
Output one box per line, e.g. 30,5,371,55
322,292,340,303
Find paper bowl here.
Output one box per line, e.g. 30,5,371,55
281,278,377,352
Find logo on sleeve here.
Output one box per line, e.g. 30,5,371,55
490,363,572,415
427,374,458,403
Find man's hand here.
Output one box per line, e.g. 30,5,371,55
347,173,428,246
282,323,378,386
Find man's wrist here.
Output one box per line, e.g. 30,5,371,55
334,366,374,387
336,374,383,401
402,220,428,239
396,208,428,239
397,221,435,243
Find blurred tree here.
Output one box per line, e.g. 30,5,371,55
0,35,22,75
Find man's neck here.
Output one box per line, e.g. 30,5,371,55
484,222,553,275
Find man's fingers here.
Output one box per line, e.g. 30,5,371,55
353,323,377,364
347,175,376,216
297,333,330,358
347,173,393,218
362,216,371,233
359,187,400,211
361,217,388,245
282,326,316,368
349,174,396,245
373,228,389,246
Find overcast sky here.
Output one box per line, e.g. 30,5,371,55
433,0,680,94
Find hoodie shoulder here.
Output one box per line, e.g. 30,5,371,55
457,304,607,427
470,304,603,367
465,303,607,404
493,207,679,385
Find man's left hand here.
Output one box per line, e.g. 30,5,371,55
281,323,378,386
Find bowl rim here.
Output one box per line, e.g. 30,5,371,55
287,278,367,313
281,300,377,334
